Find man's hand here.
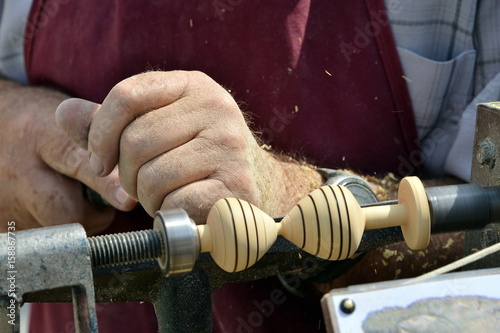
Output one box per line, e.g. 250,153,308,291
0,80,137,234
57,71,323,223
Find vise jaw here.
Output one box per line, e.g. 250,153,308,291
0,223,97,333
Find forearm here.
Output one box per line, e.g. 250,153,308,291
0,79,67,115
0,79,68,231
257,151,324,216
0,79,128,234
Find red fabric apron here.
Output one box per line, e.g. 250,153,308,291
25,0,419,332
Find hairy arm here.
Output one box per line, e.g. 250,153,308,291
0,79,136,234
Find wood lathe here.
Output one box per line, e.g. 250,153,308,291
3,175,500,333
102,175,499,275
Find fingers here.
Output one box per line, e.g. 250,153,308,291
54,98,137,210
38,131,137,212
134,129,253,217
87,71,191,177
55,98,100,149
161,179,236,224
134,138,223,215
21,167,116,235
118,101,249,215
117,101,208,198
54,70,256,224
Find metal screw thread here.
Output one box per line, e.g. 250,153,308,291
88,229,163,268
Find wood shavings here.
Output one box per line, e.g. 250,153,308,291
365,172,400,201
260,144,272,151
383,249,397,259
442,238,455,249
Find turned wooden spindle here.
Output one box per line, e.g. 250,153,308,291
196,176,430,273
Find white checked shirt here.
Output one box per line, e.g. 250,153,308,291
386,0,500,180
1,0,499,181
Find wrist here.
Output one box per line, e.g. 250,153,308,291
258,152,323,216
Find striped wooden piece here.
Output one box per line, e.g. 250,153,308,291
197,176,430,273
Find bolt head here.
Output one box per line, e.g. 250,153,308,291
340,298,356,314
481,228,499,247
476,139,496,168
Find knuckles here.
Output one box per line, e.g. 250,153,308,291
184,71,242,119
120,123,149,160
106,79,142,115
109,70,191,112
135,163,169,215
108,71,258,218
55,142,87,178
214,125,249,154
200,91,242,120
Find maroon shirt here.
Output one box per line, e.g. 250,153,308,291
25,0,418,332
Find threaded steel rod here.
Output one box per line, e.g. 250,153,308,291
88,229,163,268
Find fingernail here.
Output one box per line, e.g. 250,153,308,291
89,152,104,176
114,186,131,206
76,147,88,159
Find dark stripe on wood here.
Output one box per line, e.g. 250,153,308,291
297,204,306,249
309,194,321,256
320,187,334,259
224,198,238,272
236,199,251,270
249,204,260,263
339,187,352,258
329,186,343,260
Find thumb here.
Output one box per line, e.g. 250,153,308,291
50,98,137,211
56,98,101,149
40,139,138,212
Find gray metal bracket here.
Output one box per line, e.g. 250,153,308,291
0,224,97,333
466,102,500,269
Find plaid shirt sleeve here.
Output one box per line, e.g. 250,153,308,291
386,0,500,180
0,0,30,84
446,1,500,180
